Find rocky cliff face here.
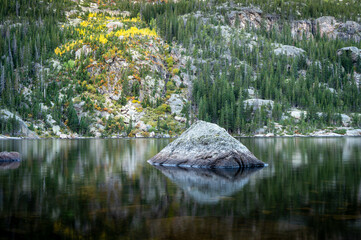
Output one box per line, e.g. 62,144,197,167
224,5,361,42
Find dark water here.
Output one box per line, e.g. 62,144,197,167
0,138,361,239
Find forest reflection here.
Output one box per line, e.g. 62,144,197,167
0,137,360,239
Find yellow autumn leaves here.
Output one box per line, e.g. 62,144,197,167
55,40,83,56
55,13,157,56
98,34,108,44
113,27,157,38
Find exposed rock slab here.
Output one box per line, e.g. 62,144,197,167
316,17,361,42
337,47,361,62
0,152,21,162
291,20,313,39
274,44,305,57
148,121,265,168
244,98,274,111
168,94,185,115
0,110,39,138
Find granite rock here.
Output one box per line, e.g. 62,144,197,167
148,121,265,168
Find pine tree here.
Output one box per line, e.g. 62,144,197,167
66,101,79,133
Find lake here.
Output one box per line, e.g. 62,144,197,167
0,138,361,239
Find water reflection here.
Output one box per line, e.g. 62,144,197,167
155,166,263,204
0,138,360,239
0,162,20,170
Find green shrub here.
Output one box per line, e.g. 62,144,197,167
166,81,176,91
155,104,171,114
333,129,347,135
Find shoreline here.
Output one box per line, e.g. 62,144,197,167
1,133,361,140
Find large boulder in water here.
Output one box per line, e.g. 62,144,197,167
0,152,21,162
148,121,265,168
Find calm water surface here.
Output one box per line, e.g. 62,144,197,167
0,138,361,239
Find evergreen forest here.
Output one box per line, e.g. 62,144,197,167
0,0,360,137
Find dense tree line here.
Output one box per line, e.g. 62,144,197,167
140,0,361,134
1,0,360,136
0,0,92,135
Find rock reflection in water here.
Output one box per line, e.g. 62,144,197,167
0,161,20,170
155,166,263,203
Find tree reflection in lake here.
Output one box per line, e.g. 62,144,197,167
0,137,360,239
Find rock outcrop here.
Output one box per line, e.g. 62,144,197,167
148,121,266,168
0,110,39,138
223,2,361,42
273,44,305,57
227,7,278,30
337,47,361,63
291,20,314,39
316,17,361,42
244,98,274,111
0,152,21,162
168,94,185,115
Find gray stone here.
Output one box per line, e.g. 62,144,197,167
135,132,143,138
291,20,313,39
172,75,182,87
168,94,184,115
316,17,361,42
274,44,305,57
175,116,187,123
135,121,147,131
110,94,120,101
341,114,351,127
0,152,21,162
75,45,92,59
101,111,110,119
316,16,338,39
51,59,62,71
52,125,61,135
246,88,255,98
148,121,265,168
354,72,361,87
244,99,274,111
288,109,307,120
106,21,123,33
60,134,68,139
337,47,361,62
346,129,361,136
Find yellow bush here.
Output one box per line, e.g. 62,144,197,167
114,27,157,39
87,85,97,93
172,68,180,75
155,104,171,114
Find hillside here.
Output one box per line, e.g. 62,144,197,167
0,0,361,138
